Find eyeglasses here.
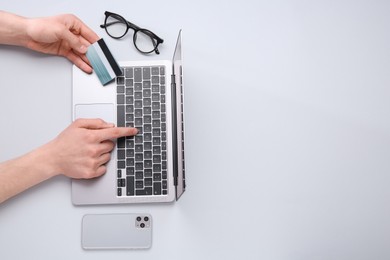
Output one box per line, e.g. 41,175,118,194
100,11,164,55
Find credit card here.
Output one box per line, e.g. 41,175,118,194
86,38,122,85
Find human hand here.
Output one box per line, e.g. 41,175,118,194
45,118,137,179
25,14,99,73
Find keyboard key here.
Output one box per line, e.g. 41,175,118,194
126,96,134,104
143,67,151,79
125,78,133,86
126,158,134,167
153,155,161,163
135,109,142,117
144,133,152,142
117,94,125,104
145,187,152,195
136,180,143,189
134,68,142,82
144,98,151,106
144,124,152,132
152,102,160,110
144,160,153,168
144,151,152,159
126,167,135,175
135,135,143,143
117,76,124,85
153,137,161,145
153,182,162,195
145,178,152,186
152,76,159,84
135,162,143,171
117,85,124,93
143,81,151,88
144,142,152,150
144,116,152,124
126,176,135,196
151,67,159,75
143,89,151,97
126,114,134,122
153,146,161,154
135,92,142,99
136,171,143,179
125,67,133,78
118,137,125,148
135,83,142,91
118,160,125,169
117,149,125,160
135,144,143,153
134,100,142,108
152,111,160,119
144,169,153,177
126,105,134,113
135,117,143,126
126,139,134,148
152,93,160,101
153,164,161,172
144,107,152,115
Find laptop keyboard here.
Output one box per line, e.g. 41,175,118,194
116,66,168,197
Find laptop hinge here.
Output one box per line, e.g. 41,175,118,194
170,73,179,188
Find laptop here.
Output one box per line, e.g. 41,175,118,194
71,30,185,205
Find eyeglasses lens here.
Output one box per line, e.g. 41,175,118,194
134,30,157,53
106,15,127,38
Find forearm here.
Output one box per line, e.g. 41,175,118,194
0,145,58,203
0,10,29,47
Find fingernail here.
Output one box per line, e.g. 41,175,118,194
79,45,87,53
131,128,138,134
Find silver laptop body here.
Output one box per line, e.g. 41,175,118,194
71,31,185,205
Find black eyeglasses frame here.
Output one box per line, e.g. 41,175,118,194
100,11,164,55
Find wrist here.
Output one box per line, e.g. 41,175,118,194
0,11,29,47
27,142,62,180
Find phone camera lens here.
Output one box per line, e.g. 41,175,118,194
144,216,149,222
140,223,145,228
136,216,142,222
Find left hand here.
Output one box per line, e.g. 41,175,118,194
25,14,100,73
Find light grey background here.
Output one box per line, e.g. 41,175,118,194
1,0,390,259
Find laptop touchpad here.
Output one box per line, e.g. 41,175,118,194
75,104,115,124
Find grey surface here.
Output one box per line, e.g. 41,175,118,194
0,0,390,259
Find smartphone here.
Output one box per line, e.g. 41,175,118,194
81,213,152,249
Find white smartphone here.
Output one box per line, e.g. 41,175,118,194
81,213,152,249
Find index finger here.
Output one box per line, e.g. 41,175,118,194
97,127,138,141
76,19,100,44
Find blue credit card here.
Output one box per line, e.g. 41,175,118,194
86,38,122,85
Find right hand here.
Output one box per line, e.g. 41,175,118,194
45,118,137,179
